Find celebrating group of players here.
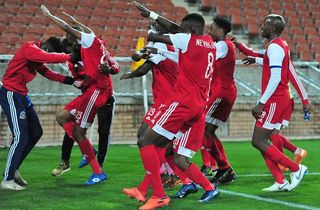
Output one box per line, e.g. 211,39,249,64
0,1,310,210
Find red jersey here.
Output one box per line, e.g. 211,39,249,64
170,33,216,108
1,41,71,95
211,39,237,96
80,34,120,92
149,43,178,106
262,38,290,100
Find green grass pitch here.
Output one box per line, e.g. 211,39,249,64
0,140,319,210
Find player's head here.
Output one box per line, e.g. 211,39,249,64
180,13,205,35
41,37,63,52
261,14,285,39
209,16,232,41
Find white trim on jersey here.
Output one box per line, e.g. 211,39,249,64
282,119,289,127
265,103,276,124
289,61,309,101
147,42,167,65
263,121,282,130
206,98,222,117
156,102,179,126
177,147,196,158
80,89,100,128
215,40,228,60
169,33,191,53
152,124,176,140
178,127,191,149
205,116,226,127
80,32,95,49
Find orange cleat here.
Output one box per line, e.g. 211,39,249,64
122,187,146,202
294,149,308,165
139,195,170,210
278,164,289,172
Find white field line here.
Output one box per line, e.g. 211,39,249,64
237,172,320,177
221,189,320,210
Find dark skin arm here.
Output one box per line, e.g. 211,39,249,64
134,1,181,33
120,61,154,80
148,32,173,45
252,102,265,120
242,56,256,65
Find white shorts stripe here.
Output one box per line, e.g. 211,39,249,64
81,90,100,128
4,91,21,180
157,102,178,126
289,61,308,100
266,103,276,123
206,98,221,117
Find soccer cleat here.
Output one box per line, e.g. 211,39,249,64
210,167,236,185
294,149,308,165
122,187,146,202
288,164,308,191
160,173,171,186
262,179,290,192
278,164,289,172
200,165,215,178
79,148,97,168
1,180,26,191
51,160,70,176
198,188,220,202
139,195,170,210
14,170,28,186
173,183,198,199
163,174,181,188
84,172,107,185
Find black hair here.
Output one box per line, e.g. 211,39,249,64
44,37,63,53
213,16,232,35
182,13,205,28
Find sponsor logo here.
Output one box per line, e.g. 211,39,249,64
278,182,288,191
19,111,26,119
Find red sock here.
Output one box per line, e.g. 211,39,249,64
269,134,284,153
63,122,76,141
139,145,165,198
211,137,230,169
280,134,297,153
265,145,299,172
78,139,102,174
183,163,215,191
155,146,166,164
137,174,150,195
262,153,285,183
167,155,192,185
200,147,211,167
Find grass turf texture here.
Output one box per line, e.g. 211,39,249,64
0,140,319,210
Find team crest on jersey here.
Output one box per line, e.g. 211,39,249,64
19,111,26,120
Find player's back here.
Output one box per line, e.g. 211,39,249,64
174,34,216,108
262,37,290,99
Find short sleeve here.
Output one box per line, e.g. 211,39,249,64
215,41,228,60
148,42,167,64
169,33,191,53
267,43,285,67
79,32,96,48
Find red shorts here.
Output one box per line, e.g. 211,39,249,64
150,101,204,140
255,97,290,130
64,86,109,128
282,98,294,126
205,92,236,126
173,114,205,158
143,103,163,128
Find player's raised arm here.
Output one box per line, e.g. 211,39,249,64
62,12,93,34
133,1,180,33
40,5,81,39
147,32,172,45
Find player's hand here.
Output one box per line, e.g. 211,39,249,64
242,56,256,65
252,102,264,119
120,73,132,80
303,103,311,112
40,5,51,16
147,31,159,42
62,11,77,24
63,76,75,85
144,47,158,55
133,1,151,18
99,63,111,74
229,35,239,47
73,79,83,88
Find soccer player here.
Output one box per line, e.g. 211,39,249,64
232,37,310,172
249,14,308,192
124,3,219,209
0,37,75,190
202,16,237,185
121,21,179,201
41,5,120,185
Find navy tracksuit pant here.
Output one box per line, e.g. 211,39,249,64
0,86,43,181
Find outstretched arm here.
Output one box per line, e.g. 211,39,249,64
40,5,81,39
62,12,93,34
120,61,154,80
134,1,180,33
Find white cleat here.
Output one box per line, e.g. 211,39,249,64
14,170,28,186
289,164,308,191
1,180,26,191
262,179,290,192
